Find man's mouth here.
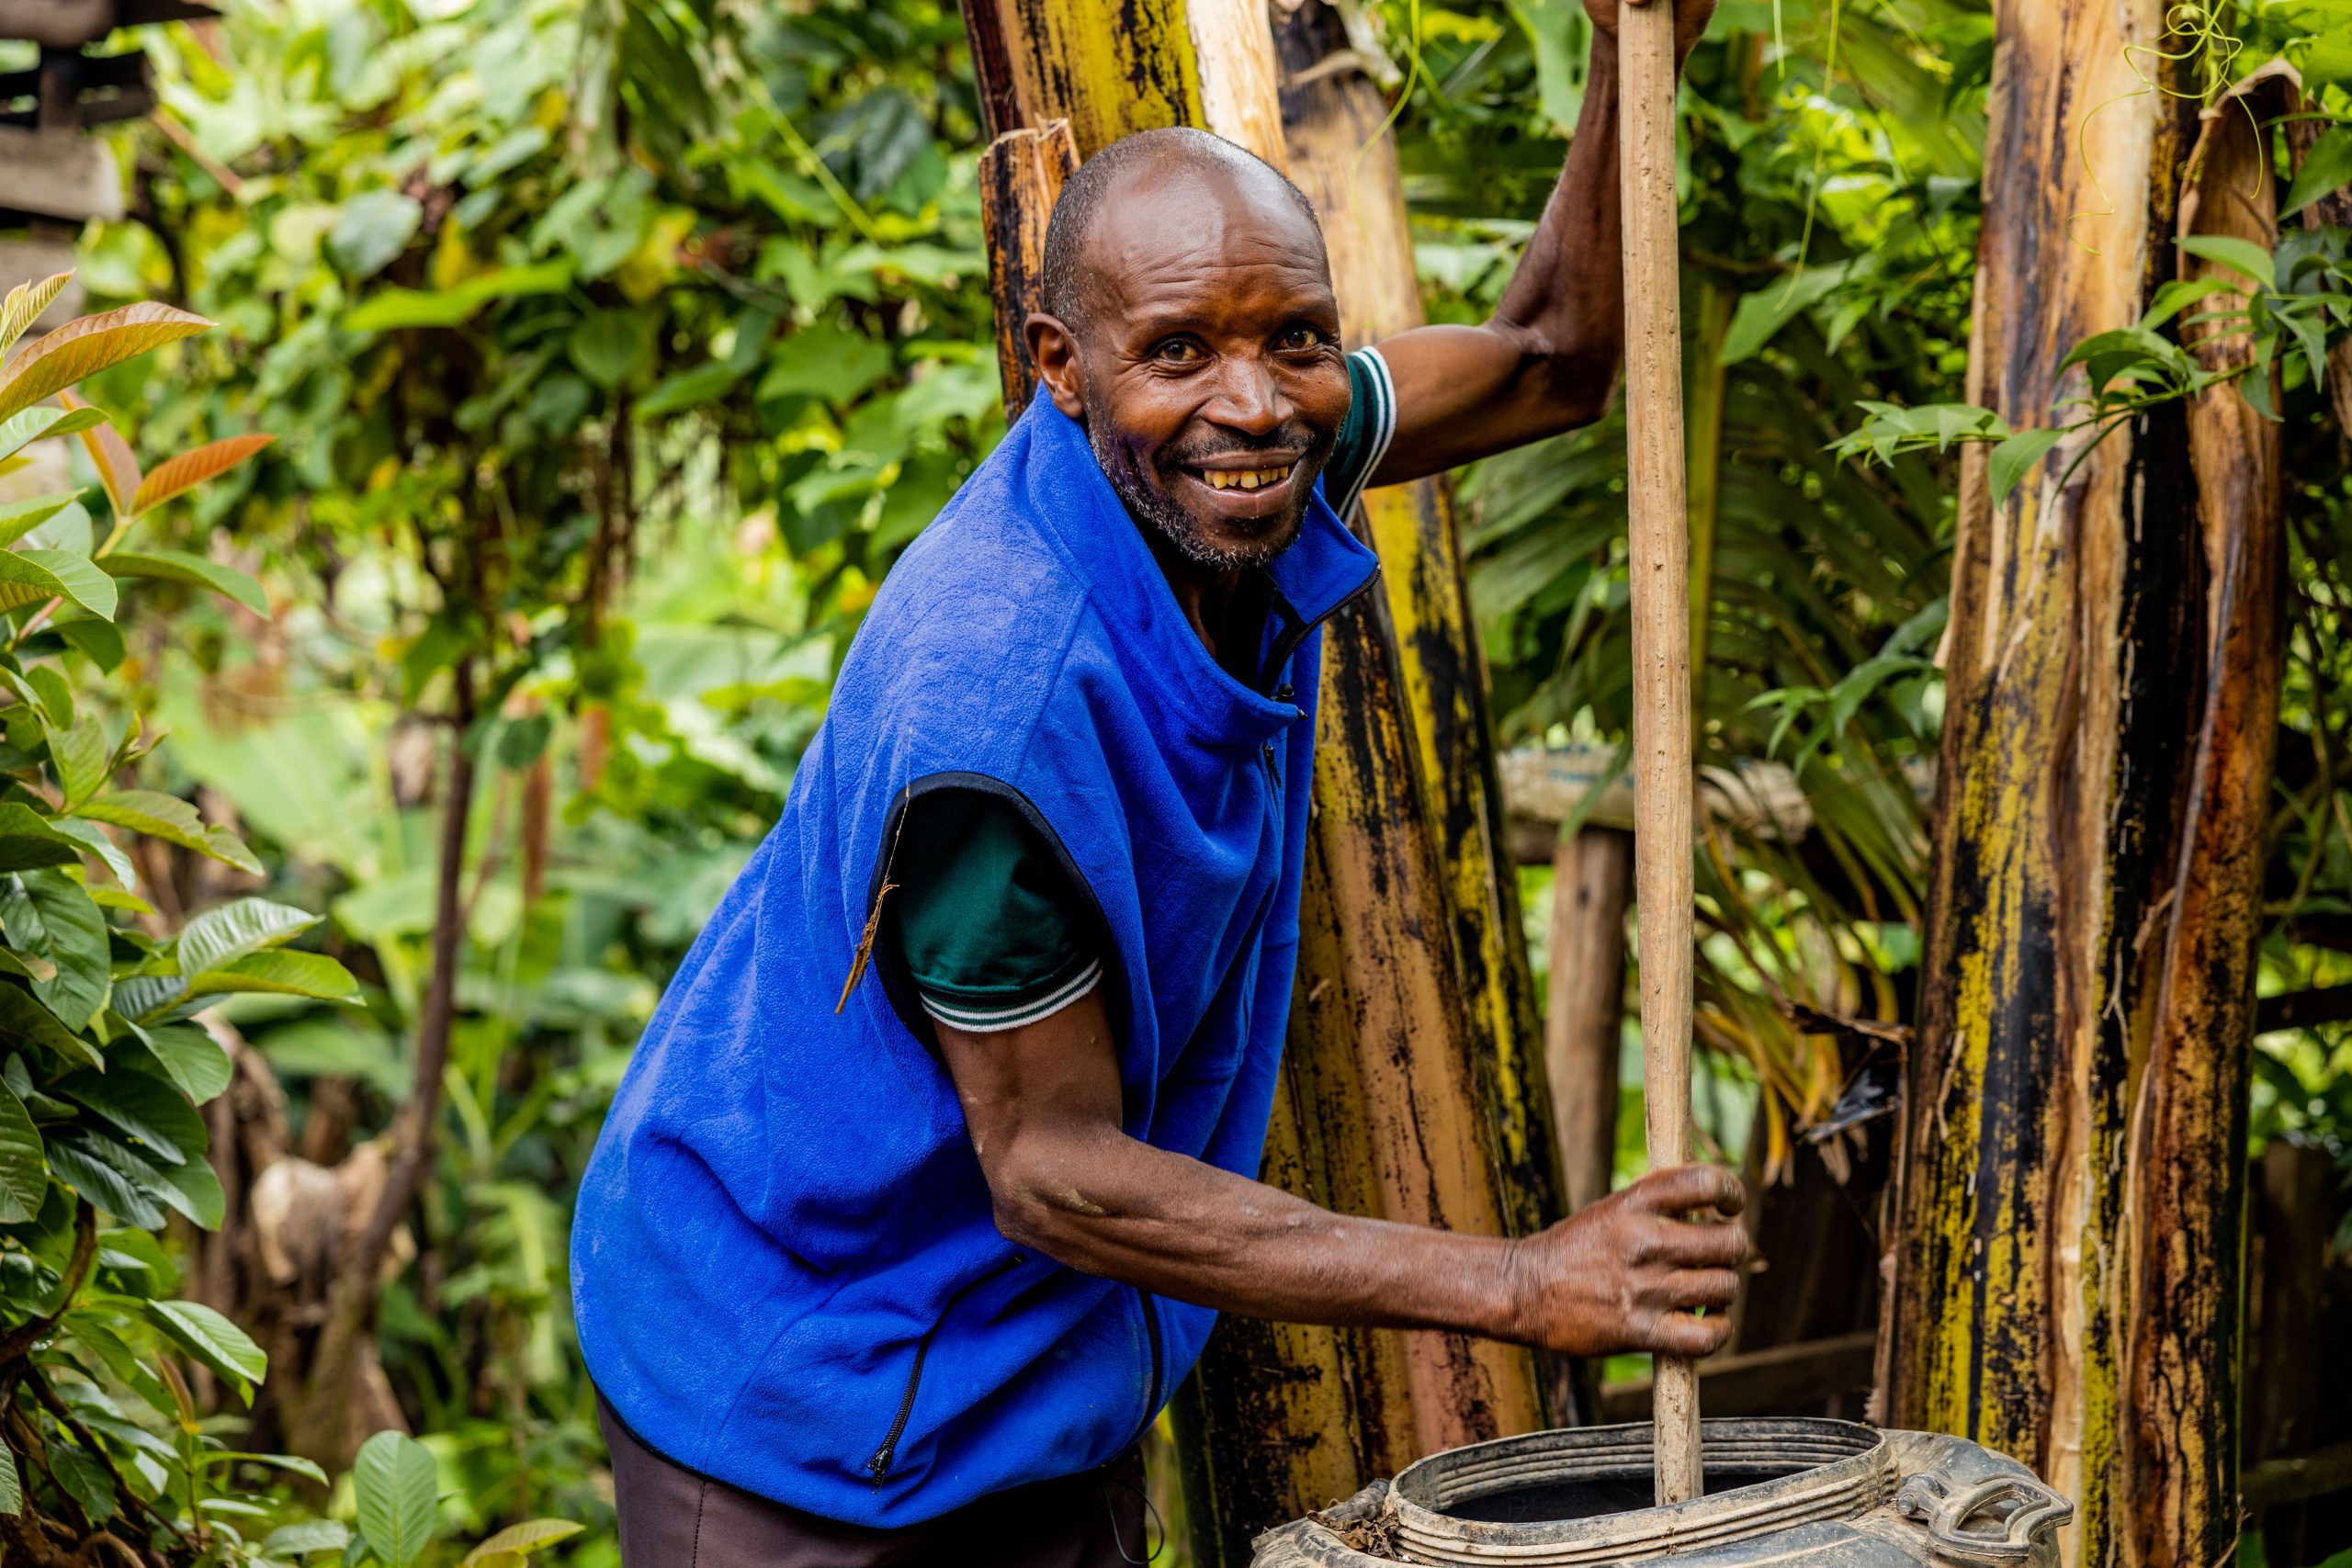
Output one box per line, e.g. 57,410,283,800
1173,452,1310,523
1198,463,1295,492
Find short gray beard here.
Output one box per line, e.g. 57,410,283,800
1086,413,1295,572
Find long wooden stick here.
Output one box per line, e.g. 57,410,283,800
1618,0,1701,1508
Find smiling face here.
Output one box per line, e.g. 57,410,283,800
1028,151,1352,572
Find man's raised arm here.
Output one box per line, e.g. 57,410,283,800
1363,0,1713,486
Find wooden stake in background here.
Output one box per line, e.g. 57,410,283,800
1617,0,1701,1507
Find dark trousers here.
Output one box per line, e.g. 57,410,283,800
598,1398,1152,1567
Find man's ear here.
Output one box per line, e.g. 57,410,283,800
1025,313,1088,419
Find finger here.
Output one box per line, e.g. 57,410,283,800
1658,1267,1741,1314
1630,1163,1746,1218
1653,1310,1733,1359
1649,1214,1753,1268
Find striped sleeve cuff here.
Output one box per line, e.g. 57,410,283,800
1332,344,1398,517
919,959,1104,1034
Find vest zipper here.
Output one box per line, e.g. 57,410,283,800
866,1251,1024,1486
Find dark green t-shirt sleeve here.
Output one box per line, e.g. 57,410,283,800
884,789,1102,1033
1322,345,1398,518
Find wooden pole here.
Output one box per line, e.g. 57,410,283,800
1616,0,1699,1507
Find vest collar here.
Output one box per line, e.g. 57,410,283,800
1015,398,1380,742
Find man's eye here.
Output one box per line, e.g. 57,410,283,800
1279,326,1327,351
1154,339,1203,366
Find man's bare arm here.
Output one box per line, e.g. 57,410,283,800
1363,0,1711,486
936,987,1747,1358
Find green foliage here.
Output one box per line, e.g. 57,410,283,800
1832,226,2352,495
0,275,372,1562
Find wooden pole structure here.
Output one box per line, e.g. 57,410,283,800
1547,828,1632,1215
1616,0,1700,1506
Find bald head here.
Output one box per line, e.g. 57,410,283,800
1023,127,1351,577
1039,128,1326,334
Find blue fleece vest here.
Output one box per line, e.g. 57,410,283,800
570,398,1379,1527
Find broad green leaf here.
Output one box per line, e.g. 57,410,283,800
127,436,277,519
153,1144,224,1228
0,403,107,465
1989,426,2068,506
0,304,211,425
1722,267,1846,366
0,274,69,358
0,983,100,1068
202,1450,330,1486
4,871,109,1032
74,791,263,874
354,1430,440,1568
98,550,268,615
110,976,188,1027
131,1023,233,1104
50,615,124,672
55,1068,204,1166
0,1084,46,1223
0,549,119,620
45,818,132,889
48,1440,114,1521
461,1522,583,1564
264,1520,353,1557
757,323,892,407
187,949,359,1002
2140,276,2241,332
145,1298,266,1390
343,262,573,333
638,361,742,417
2283,126,2352,220
0,802,89,874
0,492,81,549
47,1133,165,1227
175,897,319,979
2177,233,2277,290
0,1446,19,1516
48,714,110,808
569,309,655,389
327,191,424,279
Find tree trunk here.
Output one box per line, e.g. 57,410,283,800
956,2,1553,1559
1882,16,2284,1568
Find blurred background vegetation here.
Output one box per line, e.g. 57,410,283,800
0,0,2345,1562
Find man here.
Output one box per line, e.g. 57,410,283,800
572,0,1738,1561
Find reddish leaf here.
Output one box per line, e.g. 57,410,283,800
0,303,211,424
56,391,139,519
129,434,275,518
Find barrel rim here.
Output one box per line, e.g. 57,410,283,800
1383,1416,1890,1564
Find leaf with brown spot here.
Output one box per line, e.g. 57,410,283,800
128,434,274,518
0,304,211,425
56,392,138,519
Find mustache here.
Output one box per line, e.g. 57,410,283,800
1157,423,1329,468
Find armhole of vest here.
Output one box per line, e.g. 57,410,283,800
865,771,1117,1056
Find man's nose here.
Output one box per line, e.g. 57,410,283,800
1207,355,1290,435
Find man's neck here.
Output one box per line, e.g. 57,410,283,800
1143,522,1250,658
